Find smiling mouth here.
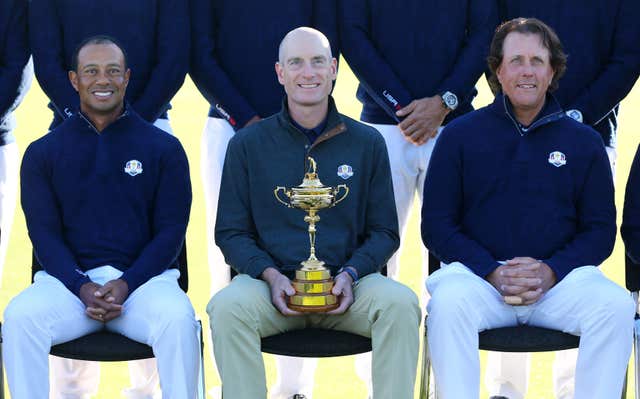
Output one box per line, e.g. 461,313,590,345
517,84,536,89
93,91,114,98
298,83,320,89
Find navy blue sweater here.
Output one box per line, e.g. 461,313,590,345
29,0,189,125
21,109,192,297
622,145,640,263
422,94,615,281
189,0,338,129
0,0,30,144
216,97,399,279
339,0,497,125
500,0,640,146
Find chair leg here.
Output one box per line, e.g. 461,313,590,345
419,316,432,399
1,322,4,399
635,318,640,399
197,320,206,399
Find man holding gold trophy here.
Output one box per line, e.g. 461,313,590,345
207,27,421,399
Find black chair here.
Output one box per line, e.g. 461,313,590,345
0,244,205,398
419,255,627,399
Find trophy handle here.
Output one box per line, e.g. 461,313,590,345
274,186,292,207
333,184,349,205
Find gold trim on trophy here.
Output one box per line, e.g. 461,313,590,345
274,157,349,312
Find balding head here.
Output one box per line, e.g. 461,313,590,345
278,27,332,65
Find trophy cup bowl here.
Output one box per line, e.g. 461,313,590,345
274,157,349,312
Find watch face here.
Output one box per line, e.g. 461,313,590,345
443,92,458,110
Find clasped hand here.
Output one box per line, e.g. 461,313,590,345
79,279,129,322
486,257,557,305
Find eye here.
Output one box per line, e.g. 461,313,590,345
84,68,97,75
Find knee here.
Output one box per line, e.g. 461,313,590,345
206,285,256,330
375,282,420,325
150,296,198,336
427,277,479,322
3,295,42,337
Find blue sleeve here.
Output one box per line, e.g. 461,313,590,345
338,0,412,122
312,0,340,59
131,0,189,122
421,127,501,277
121,141,192,291
0,0,31,122
622,145,640,263
215,135,276,277
434,0,498,102
345,134,400,277
29,0,79,119
544,143,616,280
21,141,91,296
188,0,257,130
569,0,640,126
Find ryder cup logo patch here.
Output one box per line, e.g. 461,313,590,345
337,164,354,180
124,160,143,176
548,151,566,168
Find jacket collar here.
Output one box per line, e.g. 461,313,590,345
490,93,565,135
277,95,347,147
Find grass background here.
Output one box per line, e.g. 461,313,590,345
1,59,638,398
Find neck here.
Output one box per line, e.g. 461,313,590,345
510,99,545,127
81,104,124,132
287,99,328,129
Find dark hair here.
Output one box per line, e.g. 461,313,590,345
70,35,128,72
487,18,567,95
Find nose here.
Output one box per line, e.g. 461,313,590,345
95,70,110,84
301,61,315,78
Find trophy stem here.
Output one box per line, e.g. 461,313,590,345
303,210,322,269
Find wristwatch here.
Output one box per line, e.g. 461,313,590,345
440,91,458,111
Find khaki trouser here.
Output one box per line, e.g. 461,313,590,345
207,272,421,399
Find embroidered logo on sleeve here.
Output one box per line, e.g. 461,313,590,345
337,164,354,179
124,160,143,176
548,151,566,167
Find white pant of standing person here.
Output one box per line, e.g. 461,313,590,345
48,118,175,399
486,145,618,399
202,116,316,399
3,266,200,399
428,262,634,399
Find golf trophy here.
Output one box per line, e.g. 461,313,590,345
274,157,349,312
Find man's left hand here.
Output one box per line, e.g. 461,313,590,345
94,279,129,322
396,96,449,146
502,257,557,305
327,272,355,315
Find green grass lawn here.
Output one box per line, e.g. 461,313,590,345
1,59,638,398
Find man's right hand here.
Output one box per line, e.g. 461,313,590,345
486,259,544,305
260,267,302,316
79,281,123,322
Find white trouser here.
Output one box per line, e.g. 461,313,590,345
365,123,439,281
486,145,618,399
3,266,200,399
0,139,19,278
48,118,173,399
427,262,634,399
201,117,316,399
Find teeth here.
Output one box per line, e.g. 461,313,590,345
94,91,113,97
299,84,319,88
518,84,535,89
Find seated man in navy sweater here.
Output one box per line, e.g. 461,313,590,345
208,27,420,399
2,36,199,399
422,18,634,398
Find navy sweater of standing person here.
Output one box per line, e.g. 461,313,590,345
29,0,189,128
189,0,338,130
622,145,640,265
339,0,496,125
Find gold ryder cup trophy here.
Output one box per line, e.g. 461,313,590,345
274,157,349,312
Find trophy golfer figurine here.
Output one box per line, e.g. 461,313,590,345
274,157,349,312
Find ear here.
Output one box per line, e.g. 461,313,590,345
69,70,79,92
275,62,285,85
330,57,338,82
124,68,131,87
